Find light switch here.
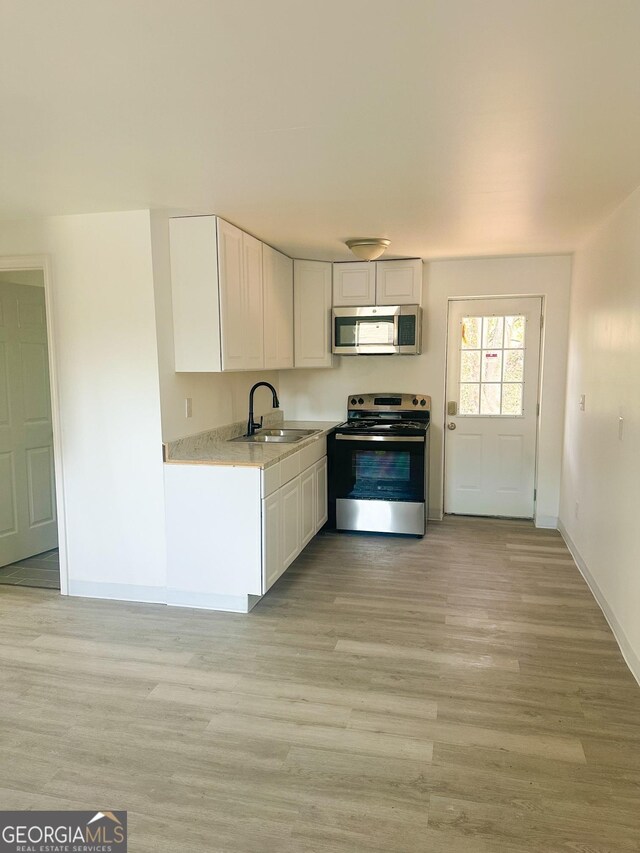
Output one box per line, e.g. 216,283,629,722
618,416,624,441
185,397,193,418
579,394,586,411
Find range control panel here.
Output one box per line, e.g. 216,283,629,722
347,393,431,412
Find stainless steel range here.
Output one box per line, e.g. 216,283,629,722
327,393,431,536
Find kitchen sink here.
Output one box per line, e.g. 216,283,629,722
231,428,320,444
260,428,317,437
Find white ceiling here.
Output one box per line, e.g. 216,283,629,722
1,0,640,260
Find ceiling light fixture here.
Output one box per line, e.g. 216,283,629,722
345,238,391,261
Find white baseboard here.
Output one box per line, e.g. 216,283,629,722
68,582,262,614
535,515,558,529
558,520,640,687
68,581,165,605
166,589,260,613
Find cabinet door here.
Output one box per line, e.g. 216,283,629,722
243,231,265,369
263,245,294,370
169,216,222,372
314,458,328,531
376,259,423,306
280,477,301,569
217,219,264,371
300,465,316,549
333,262,376,306
217,219,247,370
294,260,333,368
262,491,283,593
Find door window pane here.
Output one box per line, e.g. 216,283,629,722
460,383,480,415
482,316,504,349
480,383,501,415
481,350,502,382
458,313,526,417
460,350,480,382
502,383,523,415
503,349,524,382
504,315,525,348
461,317,480,349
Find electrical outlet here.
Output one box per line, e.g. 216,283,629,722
579,394,586,411
185,397,193,418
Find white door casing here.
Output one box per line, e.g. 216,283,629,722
444,297,542,518
0,280,58,566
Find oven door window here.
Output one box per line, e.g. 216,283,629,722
332,439,425,502
335,316,396,348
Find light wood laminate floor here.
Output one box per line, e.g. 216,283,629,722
1,518,639,852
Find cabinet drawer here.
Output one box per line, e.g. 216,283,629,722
300,436,326,471
280,450,301,486
261,462,281,498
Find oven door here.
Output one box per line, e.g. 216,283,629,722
329,433,426,534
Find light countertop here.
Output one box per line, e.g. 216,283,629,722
163,420,340,469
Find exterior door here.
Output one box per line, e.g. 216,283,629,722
0,281,57,566
444,297,542,518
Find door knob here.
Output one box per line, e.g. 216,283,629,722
447,422,457,430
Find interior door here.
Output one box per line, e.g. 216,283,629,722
444,297,542,518
0,280,57,566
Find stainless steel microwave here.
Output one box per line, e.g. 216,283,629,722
332,305,422,355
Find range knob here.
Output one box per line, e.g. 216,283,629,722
350,397,357,405
420,399,426,406
358,397,364,405
412,398,418,405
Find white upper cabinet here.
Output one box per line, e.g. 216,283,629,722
169,215,265,373
218,219,264,371
330,258,423,307
332,262,376,306
263,245,294,370
169,216,222,372
375,259,423,305
294,260,333,368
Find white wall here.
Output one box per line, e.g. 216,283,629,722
0,211,167,600
281,255,572,523
150,211,280,442
560,186,640,680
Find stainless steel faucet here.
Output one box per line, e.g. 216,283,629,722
247,382,280,436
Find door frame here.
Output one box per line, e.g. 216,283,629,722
0,255,68,595
442,294,545,520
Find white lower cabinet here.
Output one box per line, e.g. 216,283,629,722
165,440,329,611
300,465,316,549
261,449,328,594
262,490,282,593
315,457,328,529
280,476,302,570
